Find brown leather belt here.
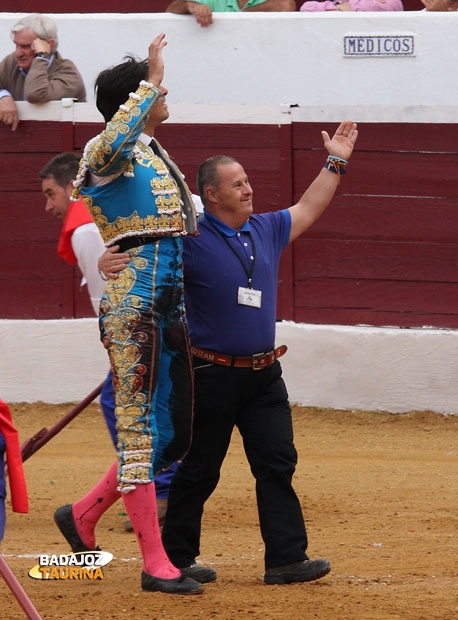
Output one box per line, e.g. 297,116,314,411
190,344,288,371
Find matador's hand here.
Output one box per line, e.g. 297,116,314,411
147,33,167,88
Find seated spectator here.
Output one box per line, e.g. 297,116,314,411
167,0,296,28
300,0,402,9
421,0,457,8
0,13,86,132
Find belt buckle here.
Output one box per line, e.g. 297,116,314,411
252,352,266,371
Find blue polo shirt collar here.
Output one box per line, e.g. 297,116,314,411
203,209,251,237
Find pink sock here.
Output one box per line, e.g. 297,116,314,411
72,461,121,548
122,482,180,579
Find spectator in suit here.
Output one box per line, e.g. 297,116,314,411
0,13,86,131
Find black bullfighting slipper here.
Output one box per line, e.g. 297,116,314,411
54,504,100,554
179,563,217,583
141,571,203,595
264,558,331,585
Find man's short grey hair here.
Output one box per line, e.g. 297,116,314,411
11,14,59,50
197,155,238,206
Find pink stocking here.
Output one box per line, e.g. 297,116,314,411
72,461,121,549
122,482,180,579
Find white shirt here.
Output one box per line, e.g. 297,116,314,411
71,222,107,315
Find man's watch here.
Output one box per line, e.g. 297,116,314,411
34,52,50,60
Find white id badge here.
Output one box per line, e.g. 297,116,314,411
238,286,262,308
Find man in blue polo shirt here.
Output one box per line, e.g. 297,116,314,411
166,0,296,28
99,119,358,586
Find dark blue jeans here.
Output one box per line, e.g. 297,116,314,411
162,360,309,570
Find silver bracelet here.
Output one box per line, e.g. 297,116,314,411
98,268,109,282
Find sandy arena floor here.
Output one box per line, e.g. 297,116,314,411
1,402,457,620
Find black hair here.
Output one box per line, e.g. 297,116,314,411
197,155,237,205
95,56,149,123
39,152,81,187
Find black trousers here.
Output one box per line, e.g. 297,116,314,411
162,359,309,570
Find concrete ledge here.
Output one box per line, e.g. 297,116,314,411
0,319,109,404
12,100,458,124
1,319,457,414
277,322,458,414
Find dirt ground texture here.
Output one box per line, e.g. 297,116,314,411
1,401,457,620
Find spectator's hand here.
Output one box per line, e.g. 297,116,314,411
0,96,19,131
187,1,213,27
322,120,358,161
335,2,353,10
421,0,455,8
147,33,167,88
421,0,447,9
98,246,130,280
31,37,53,55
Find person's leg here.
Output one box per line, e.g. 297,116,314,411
117,383,200,589
55,461,121,552
162,363,237,570
96,240,201,593
101,367,170,532
145,237,193,526
150,326,193,474
238,361,330,584
155,463,178,499
107,238,192,483
237,362,309,569
100,369,117,448
122,482,179,578
154,462,179,526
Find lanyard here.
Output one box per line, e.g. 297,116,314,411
208,219,257,289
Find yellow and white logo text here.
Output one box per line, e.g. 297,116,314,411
29,551,113,580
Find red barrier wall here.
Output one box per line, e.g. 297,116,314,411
1,117,457,327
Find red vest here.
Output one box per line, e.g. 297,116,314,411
57,198,94,265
